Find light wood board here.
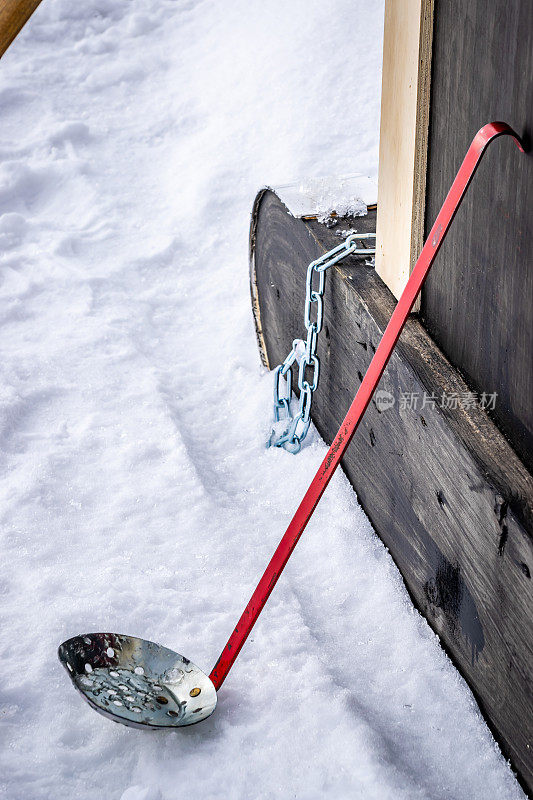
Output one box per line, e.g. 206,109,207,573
375,0,434,304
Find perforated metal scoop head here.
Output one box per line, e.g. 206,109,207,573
58,633,217,729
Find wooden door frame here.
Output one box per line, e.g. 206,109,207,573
375,0,434,306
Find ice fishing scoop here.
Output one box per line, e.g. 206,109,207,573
59,123,523,729
58,633,217,727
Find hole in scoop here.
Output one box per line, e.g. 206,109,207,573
67,663,73,672
167,710,180,718
84,663,93,673
113,700,123,706
134,667,144,676
165,668,183,681
106,647,114,658
132,707,142,713
155,696,168,705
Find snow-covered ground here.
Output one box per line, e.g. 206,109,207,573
0,2,525,798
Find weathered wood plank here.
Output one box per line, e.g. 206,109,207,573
0,0,42,58
422,0,533,474
251,189,533,792
375,0,434,305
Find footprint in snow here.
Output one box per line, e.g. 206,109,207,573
0,213,28,250
0,161,60,217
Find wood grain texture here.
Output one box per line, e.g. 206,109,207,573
0,0,42,57
375,0,434,304
251,189,533,792
422,0,533,474
411,0,434,275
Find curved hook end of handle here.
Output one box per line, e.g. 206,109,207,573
476,121,524,153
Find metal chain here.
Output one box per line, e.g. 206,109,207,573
268,231,376,453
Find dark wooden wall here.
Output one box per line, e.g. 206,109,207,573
251,192,533,793
422,0,533,473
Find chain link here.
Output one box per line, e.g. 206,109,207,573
268,231,376,452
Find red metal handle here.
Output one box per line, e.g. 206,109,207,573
209,122,523,690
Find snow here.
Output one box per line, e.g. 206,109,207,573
273,173,377,220
0,1,525,798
